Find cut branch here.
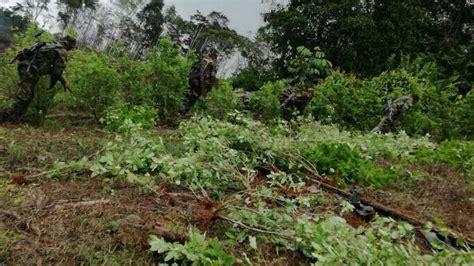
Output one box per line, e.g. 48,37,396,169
308,177,474,249
49,199,111,210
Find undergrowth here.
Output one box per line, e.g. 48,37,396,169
51,114,474,264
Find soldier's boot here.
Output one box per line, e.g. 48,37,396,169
0,96,32,122
0,78,36,122
0,109,10,122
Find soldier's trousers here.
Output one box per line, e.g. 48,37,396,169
0,66,39,122
185,78,202,112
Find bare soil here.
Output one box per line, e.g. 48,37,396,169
366,165,474,240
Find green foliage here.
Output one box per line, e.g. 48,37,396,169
61,113,473,263
300,142,397,187
227,195,473,265
287,46,332,86
455,91,474,138
100,104,157,133
304,69,468,139
249,80,287,121
90,134,164,184
204,81,243,119
298,123,435,161
231,65,275,92
414,140,474,180
149,228,235,265
305,71,380,130
261,0,472,78
370,70,422,100
87,113,431,192
109,40,153,106
146,38,193,123
295,216,473,265
65,50,120,119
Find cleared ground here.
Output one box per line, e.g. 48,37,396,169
1,122,473,264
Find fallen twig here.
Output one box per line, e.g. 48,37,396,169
218,215,295,240
0,209,21,220
308,177,474,249
46,113,95,120
0,209,41,236
48,199,111,210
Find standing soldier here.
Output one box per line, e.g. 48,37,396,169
0,35,76,122
371,94,419,133
186,49,218,111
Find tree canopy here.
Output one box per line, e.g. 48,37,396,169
261,0,473,78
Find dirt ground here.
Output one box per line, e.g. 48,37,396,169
366,165,474,241
1,123,473,264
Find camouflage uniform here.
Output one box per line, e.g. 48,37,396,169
371,95,418,133
279,87,313,120
187,54,218,109
0,36,75,122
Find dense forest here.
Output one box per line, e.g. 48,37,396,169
0,0,473,264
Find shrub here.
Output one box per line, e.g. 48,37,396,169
90,134,164,181
204,81,244,119
149,228,235,265
286,46,332,86
231,64,275,92
100,104,157,133
369,70,422,99
454,91,474,138
414,140,474,180
300,142,398,187
65,50,121,119
305,69,467,138
107,41,158,108
249,80,287,121
146,38,194,123
305,71,380,130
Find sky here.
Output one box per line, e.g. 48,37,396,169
164,0,268,36
0,0,281,36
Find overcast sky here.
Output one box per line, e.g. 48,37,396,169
0,0,280,36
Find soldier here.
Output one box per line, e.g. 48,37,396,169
280,87,314,120
186,49,218,111
371,94,419,133
0,35,76,122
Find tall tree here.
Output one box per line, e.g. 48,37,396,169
162,6,193,48
261,0,473,77
13,0,50,21
162,8,247,56
0,7,30,51
57,0,98,30
137,0,164,47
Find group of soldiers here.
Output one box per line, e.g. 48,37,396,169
0,36,417,133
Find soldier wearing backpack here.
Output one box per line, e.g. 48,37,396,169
0,35,76,122
186,49,218,111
